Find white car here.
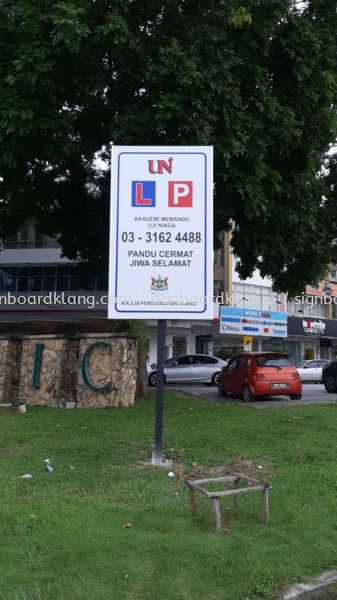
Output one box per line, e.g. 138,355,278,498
148,354,227,387
296,359,330,383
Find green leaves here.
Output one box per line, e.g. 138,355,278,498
0,0,337,292
229,7,252,28
51,3,90,52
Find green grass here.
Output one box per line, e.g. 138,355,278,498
1,394,337,600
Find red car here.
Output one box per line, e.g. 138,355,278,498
218,351,302,402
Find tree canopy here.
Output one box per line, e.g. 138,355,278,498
1,0,337,294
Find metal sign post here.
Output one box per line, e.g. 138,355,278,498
109,146,213,466
153,319,166,464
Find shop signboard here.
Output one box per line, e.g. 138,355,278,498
287,316,337,337
219,306,287,337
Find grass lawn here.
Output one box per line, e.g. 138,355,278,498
1,393,337,600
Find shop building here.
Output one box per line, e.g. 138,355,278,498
3,222,337,367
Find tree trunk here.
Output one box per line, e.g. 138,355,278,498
136,343,149,397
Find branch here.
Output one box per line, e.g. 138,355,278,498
87,173,109,195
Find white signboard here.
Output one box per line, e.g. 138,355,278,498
219,306,287,337
108,146,213,319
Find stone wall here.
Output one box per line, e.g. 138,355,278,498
19,338,69,406
0,339,21,403
77,336,137,408
0,333,137,408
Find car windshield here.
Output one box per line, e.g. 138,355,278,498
295,361,306,368
255,355,293,368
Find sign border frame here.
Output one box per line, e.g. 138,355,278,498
111,149,211,316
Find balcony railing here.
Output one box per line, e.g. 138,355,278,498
2,238,60,249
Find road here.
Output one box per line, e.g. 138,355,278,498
168,383,337,409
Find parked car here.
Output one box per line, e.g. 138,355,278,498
218,352,302,402
148,354,227,387
322,360,337,393
295,359,330,383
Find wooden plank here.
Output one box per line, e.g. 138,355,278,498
191,477,237,485
212,498,222,530
233,477,240,509
208,485,265,498
189,487,197,515
187,482,211,496
262,488,269,523
230,472,264,485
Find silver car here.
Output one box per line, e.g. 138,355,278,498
148,354,227,387
296,359,330,383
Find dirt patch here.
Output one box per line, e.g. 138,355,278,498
175,456,278,482
230,455,279,476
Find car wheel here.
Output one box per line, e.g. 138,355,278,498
148,372,157,387
218,381,227,397
324,375,337,393
243,385,255,403
212,372,220,386
290,394,302,400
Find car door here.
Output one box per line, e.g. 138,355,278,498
165,355,195,383
303,360,321,381
234,356,248,394
221,357,238,392
193,355,214,382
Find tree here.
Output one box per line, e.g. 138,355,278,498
1,0,337,294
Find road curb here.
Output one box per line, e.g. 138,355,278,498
173,389,223,404
282,571,337,599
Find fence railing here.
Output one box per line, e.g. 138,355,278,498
2,239,60,249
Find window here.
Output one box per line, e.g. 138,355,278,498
176,356,193,365
214,279,224,298
287,296,325,317
253,292,262,309
30,277,43,291
43,277,56,291
0,268,16,291
255,355,293,367
2,221,60,249
227,358,238,371
237,356,247,368
56,277,69,291
329,296,337,320
0,266,108,292
70,276,81,291
232,283,280,310
214,232,225,266
17,277,29,292
194,355,213,364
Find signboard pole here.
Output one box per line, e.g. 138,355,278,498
153,319,166,464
